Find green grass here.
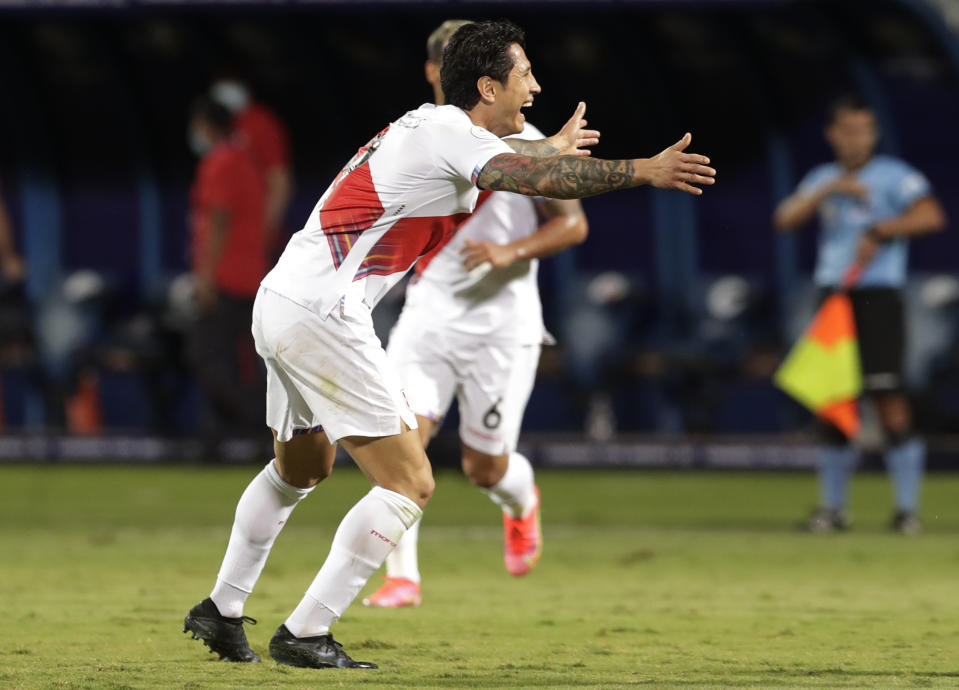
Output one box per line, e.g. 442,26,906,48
1,464,958,688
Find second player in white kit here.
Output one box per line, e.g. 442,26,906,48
363,20,589,609
391,154,553,457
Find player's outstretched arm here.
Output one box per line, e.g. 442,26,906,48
505,102,600,158
478,133,715,199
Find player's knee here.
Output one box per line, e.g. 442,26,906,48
395,472,434,509
418,468,436,504
312,462,334,484
462,458,496,488
274,431,337,488
461,450,506,488
274,454,335,489
390,459,435,507
276,466,328,489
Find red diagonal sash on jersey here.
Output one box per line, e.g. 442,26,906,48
320,158,477,281
319,161,385,269
322,128,496,282
320,127,391,269
414,189,495,276
355,213,471,279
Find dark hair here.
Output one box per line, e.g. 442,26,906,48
828,94,872,123
189,95,233,133
441,20,526,110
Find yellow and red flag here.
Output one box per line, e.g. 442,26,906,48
774,269,863,438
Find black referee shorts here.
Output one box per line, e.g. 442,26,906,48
817,287,905,394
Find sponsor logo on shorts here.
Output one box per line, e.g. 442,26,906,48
370,529,397,547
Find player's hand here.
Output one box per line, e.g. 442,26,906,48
647,133,716,195
855,234,880,267
460,239,516,270
829,175,868,200
547,102,600,157
855,226,889,267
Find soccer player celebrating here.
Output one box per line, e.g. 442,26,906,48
363,19,588,609
183,19,715,669
774,95,946,534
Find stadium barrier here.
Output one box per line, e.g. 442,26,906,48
1,432,957,470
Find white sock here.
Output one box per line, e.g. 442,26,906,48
285,486,421,637
210,460,313,618
481,452,537,519
384,516,422,583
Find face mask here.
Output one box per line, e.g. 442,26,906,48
210,80,250,114
189,130,213,157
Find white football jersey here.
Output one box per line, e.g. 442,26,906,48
400,122,549,345
261,104,514,317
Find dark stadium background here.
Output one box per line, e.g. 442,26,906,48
0,0,957,466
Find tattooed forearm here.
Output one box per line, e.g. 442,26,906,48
503,138,561,158
477,153,637,200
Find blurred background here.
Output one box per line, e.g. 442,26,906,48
0,0,957,467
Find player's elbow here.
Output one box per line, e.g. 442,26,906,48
772,208,795,232
929,204,948,233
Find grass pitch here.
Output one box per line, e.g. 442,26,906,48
1,463,958,689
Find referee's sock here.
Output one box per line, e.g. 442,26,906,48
818,446,858,510
884,437,925,513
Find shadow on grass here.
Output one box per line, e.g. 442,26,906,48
628,667,959,687
330,666,959,688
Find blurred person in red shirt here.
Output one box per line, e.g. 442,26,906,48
0,188,27,430
188,96,268,453
0,191,26,285
210,78,293,254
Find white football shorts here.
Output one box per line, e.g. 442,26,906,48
387,318,540,456
252,286,417,443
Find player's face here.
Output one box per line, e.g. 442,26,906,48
491,44,541,136
826,108,878,168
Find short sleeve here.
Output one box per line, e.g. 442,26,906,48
432,122,514,187
891,163,931,211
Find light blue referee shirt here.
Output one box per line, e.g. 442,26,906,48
797,154,932,288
